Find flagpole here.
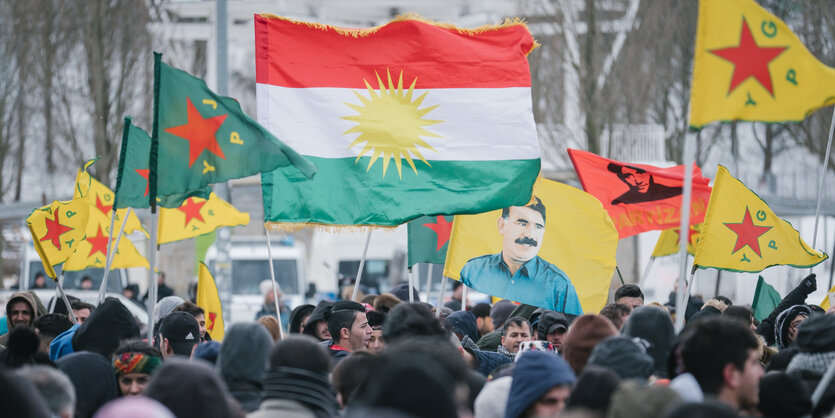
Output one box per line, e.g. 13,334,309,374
461,284,468,311
264,228,285,340
810,107,835,275
98,208,132,305
57,274,77,324
675,133,695,333
146,211,159,342
435,275,449,319
407,267,415,303
351,230,373,301
425,263,434,302
638,257,655,288
49,285,60,314
97,209,118,305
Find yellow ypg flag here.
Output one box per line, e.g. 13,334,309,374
197,262,225,341
689,0,835,128
820,284,835,310
63,220,149,271
652,224,702,258
26,199,90,279
693,166,827,272
444,178,618,314
74,161,147,237
158,193,249,245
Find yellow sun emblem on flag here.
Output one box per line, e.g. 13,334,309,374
341,69,443,179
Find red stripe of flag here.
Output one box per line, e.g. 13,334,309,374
255,15,535,89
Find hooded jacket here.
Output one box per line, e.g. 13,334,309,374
303,300,335,340
145,358,232,418
587,336,654,380
57,351,118,418
775,304,814,350
758,273,817,346
217,322,274,412
0,291,42,345
621,305,675,378
505,351,575,418
71,297,139,358
444,310,479,343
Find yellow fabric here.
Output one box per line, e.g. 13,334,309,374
158,192,249,245
26,199,90,279
693,166,827,272
444,178,618,314
651,224,702,258
73,164,147,237
689,0,835,128
197,262,225,341
820,284,835,310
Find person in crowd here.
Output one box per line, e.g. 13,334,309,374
57,351,118,418
173,301,209,341
366,310,386,354
587,336,654,380
33,313,72,355
505,351,576,418
722,305,757,332
599,302,632,330
323,300,372,362
1,291,43,345
784,313,835,415
112,340,162,397
774,304,813,350
71,301,95,324
250,335,339,418
157,311,200,358
758,371,812,418
476,300,517,351
80,276,94,290
445,281,464,311
143,272,175,304
451,332,512,377
680,317,763,412
389,283,421,303
72,297,140,360
92,397,175,418
16,365,76,418
372,293,401,314
758,273,816,346
561,314,618,375
122,284,141,304
538,311,570,351
471,302,494,338
217,322,273,412
688,298,730,324
32,272,47,289
0,326,51,368
444,310,480,347
332,351,377,409
288,303,315,334
0,368,54,418
255,280,291,330
302,300,334,341
151,296,185,343
565,365,621,416
497,317,533,360
383,302,448,344
257,315,282,341
607,379,682,418
145,358,233,418
621,305,676,379
614,284,644,309
193,341,221,365
475,376,513,418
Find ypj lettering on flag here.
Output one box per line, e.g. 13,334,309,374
256,15,541,229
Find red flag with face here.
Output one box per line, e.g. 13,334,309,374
568,149,712,238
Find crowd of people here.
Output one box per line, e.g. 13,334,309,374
0,273,833,418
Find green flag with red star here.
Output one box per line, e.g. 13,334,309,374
114,117,209,209
149,53,316,204
407,215,454,267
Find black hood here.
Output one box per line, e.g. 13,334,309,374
71,297,139,358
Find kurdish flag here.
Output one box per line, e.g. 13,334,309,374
693,166,827,272
408,215,454,267
114,117,209,209
651,225,702,258
689,0,835,128
197,262,225,341
158,193,249,245
152,54,316,202
752,276,781,321
26,199,90,279
256,16,541,229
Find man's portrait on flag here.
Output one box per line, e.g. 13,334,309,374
444,179,619,316
607,163,682,205
459,197,582,314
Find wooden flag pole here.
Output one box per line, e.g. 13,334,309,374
425,263,434,302
146,210,160,342
265,228,286,340
435,275,449,318
810,107,835,275
57,274,78,324
675,133,695,333
351,231,373,301
98,208,133,305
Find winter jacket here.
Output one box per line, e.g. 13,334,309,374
465,346,512,377
758,273,816,346
0,291,43,345
621,305,675,378
218,323,273,412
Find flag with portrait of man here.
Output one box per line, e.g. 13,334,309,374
444,178,618,315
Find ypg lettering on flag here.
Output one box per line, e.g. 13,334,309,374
725,207,774,263
40,209,76,250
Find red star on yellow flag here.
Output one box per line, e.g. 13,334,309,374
87,225,110,257
709,18,787,96
41,211,74,250
177,197,207,226
95,195,113,215
423,215,453,251
724,207,772,257
164,97,228,167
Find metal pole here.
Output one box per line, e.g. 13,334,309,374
675,134,695,333
408,267,415,303
98,208,133,305
97,209,118,305
146,210,159,342
57,275,77,324
425,263,434,302
638,258,655,288
351,231,373,301
435,275,449,318
813,356,835,407
265,228,285,340
810,107,835,275
461,284,468,311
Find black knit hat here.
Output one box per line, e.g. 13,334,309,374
794,313,835,353
758,371,811,418
366,311,386,330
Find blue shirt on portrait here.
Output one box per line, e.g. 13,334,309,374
460,253,583,315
